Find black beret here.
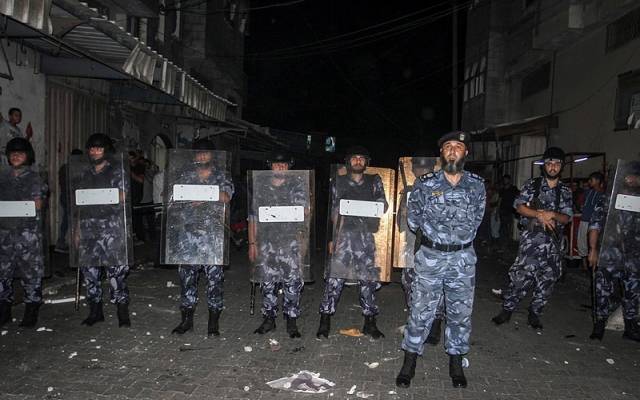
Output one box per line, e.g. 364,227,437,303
437,130,469,148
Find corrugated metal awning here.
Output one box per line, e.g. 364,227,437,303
0,0,234,123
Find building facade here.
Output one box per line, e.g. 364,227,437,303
462,0,640,185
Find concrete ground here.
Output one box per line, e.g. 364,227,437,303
1,239,639,399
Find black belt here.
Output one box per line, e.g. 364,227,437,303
420,236,472,252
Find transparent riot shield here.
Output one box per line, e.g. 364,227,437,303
248,170,313,283
0,165,47,280
161,149,231,266
325,165,395,282
68,153,133,269
393,157,441,269
597,159,640,270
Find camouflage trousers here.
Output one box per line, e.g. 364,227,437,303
502,231,561,315
402,246,476,356
261,279,304,318
401,267,445,318
0,277,42,304
178,265,224,311
82,265,130,304
319,277,381,316
595,264,640,321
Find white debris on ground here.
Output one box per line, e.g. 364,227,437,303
44,296,85,304
356,392,374,399
68,352,78,359
347,385,356,395
1,330,7,336
268,339,281,352
606,358,615,365
166,281,178,288
244,346,253,352
266,371,335,393
364,362,379,369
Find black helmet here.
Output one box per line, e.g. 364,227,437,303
5,137,35,165
85,133,114,153
411,157,434,175
192,138,216,151
266,152,294,168
344,145,371,164
542,147,565,163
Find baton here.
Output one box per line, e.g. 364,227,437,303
74,265,81,311
249,282,256,315
591,264,597,323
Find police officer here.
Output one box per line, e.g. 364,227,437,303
492,147,572,329
398,157,445,345
172,139,234,336
0,138,48,328
396,131,485,389
317,145,387,339
588,162,640,341
249,153,308,338
77,133,132,327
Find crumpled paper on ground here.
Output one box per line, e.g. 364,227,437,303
266,370,335,393
339,328,363,337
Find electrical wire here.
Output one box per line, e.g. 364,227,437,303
163,0,305,13
249,2,472,59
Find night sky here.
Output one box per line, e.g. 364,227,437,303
244,0,466,166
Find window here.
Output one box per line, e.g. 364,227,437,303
614,70,640,130
606,7,640,52
521,62,550,100
463,56,486,102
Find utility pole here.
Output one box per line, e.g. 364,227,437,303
452,0,459,130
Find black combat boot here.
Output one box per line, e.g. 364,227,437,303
172,308,194,334
590,319,606,341
527,309,543,330
0,301,12,326
491,309,512,325
208,309,221,336
254,316,276,334
286,316,301,338
449,354,467,388
19,303,41,328
623,319,640,342
316,313,331,339
117,303,131,327
395,351,418,388
81,302,105,326
425,318,443,345
362,315,385,339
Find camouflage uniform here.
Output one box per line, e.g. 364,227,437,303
252,176,308,318
176,169,234,311
402,170,485,356
320,173,387,316
398,182,445,317
77,160,131,305
589,191,640,321
0,167,48,304
501,178,572,316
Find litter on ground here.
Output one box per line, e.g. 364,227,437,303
266,370,335,393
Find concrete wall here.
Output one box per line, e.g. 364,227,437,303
550,24,640,165
0,39,46,168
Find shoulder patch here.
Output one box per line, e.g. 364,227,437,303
468,172,484,182
419,172,435,182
